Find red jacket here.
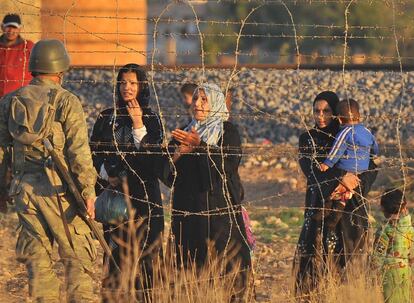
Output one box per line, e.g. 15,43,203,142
0,36,34,97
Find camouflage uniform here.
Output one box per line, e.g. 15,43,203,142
0,77,97,302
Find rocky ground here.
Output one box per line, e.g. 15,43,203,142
65,68,414,146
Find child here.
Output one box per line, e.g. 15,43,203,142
371,189,414,303
318,99,378,229
180,83,198,119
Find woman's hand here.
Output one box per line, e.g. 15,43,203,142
178,144,194,154
171,127,201,148
172,144,194,163
340,172,360,191
319,163,329,172
108,176,121,188
171,128,201,163
126,99,144,129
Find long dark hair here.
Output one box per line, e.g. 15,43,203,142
116,63,150,108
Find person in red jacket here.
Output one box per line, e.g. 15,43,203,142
0,14,34,97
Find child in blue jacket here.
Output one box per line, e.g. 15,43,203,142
319,99,378,230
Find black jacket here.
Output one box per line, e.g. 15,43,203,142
90,106,164,241
295,126,378,296
159,121,250,269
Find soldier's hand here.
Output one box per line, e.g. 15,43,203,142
85,197,96,220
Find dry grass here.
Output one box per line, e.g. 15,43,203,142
0,207,407,303
268,255,384,303
302,265,383,303
99,216,388,303
101,217,255,303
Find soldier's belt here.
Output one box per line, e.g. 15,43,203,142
15,157,47,174
12,141,48,175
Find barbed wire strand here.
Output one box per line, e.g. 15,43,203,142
3,0,414,300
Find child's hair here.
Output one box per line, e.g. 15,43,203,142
380,188,407,215
336,98,360,123
180,83,198,95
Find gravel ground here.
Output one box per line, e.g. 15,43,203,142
64,68,414,146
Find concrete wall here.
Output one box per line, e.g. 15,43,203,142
41,0,147,65
1,0,147,66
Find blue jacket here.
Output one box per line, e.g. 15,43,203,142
323,123,378,173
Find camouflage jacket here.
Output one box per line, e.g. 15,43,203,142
0,77,96,199
372,214,414,270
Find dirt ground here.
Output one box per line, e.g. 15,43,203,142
0,157,408,302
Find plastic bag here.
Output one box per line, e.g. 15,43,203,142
241,206,256,251
95,188,129,225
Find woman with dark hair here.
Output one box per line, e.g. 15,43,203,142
294,91,378,299
90,63,164,301
159,83,252,301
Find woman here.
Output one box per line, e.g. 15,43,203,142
294,91,378,298
90,63,164,300
159,83,251,300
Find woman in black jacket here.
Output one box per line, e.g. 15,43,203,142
159,83,251,301
90,63,164,301
294,91,378,299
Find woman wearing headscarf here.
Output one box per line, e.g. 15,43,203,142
159,83,251,301
90,63,164,301
294,91,378,299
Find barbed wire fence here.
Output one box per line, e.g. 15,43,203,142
2,0,414,301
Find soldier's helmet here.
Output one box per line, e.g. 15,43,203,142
29,39,70,73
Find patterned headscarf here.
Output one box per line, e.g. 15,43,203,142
184,83,229,146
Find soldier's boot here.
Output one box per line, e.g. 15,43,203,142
16,229,60,303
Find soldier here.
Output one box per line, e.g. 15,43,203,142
0,39,97,302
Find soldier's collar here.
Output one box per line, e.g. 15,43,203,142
30,77,61,87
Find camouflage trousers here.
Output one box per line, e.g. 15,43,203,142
12,173,97,303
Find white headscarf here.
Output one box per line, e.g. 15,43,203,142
184,83,229,146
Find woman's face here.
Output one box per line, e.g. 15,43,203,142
192,89,210,121
313,100,333,129
119,72,139,103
